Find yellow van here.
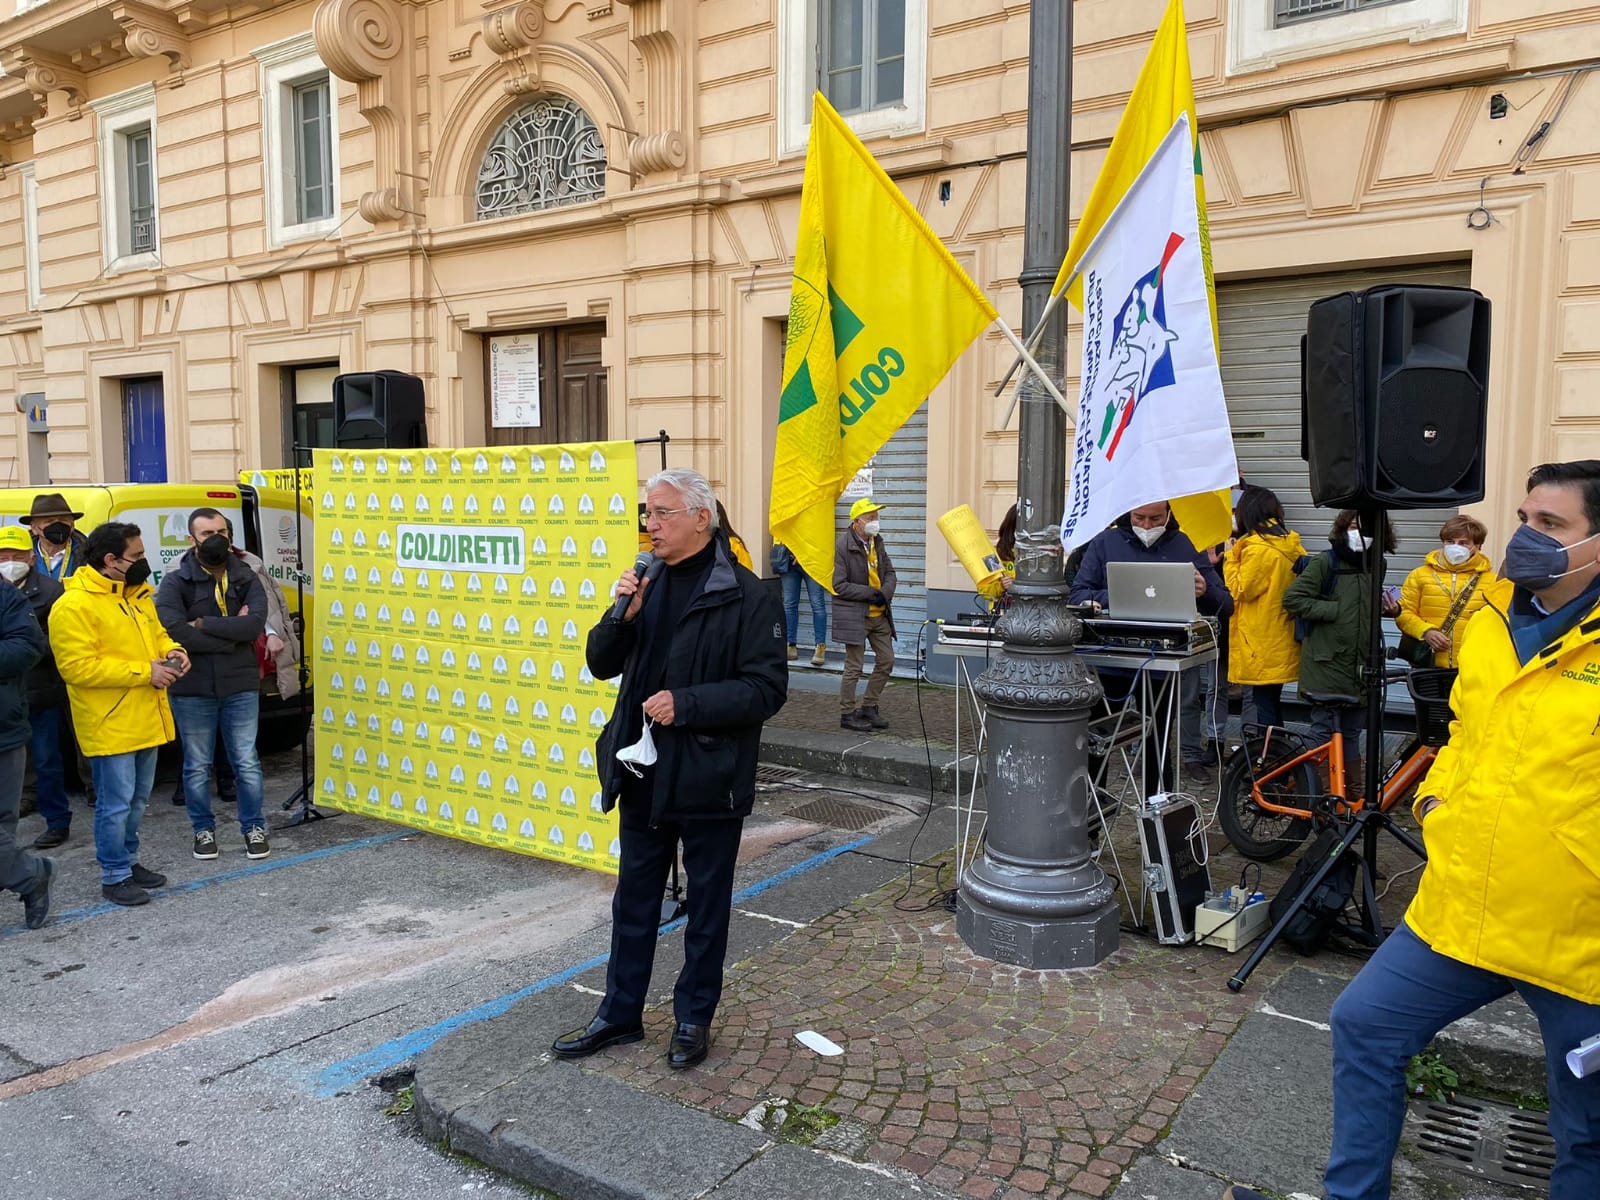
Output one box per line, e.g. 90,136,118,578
0,482,312,752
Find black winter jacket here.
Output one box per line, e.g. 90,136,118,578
156,551,268,699
587,539,788,824
0,581,46,753
16,569,65,710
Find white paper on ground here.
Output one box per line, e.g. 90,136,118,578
795,1029,843,1056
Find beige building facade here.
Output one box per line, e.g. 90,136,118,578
0,0,1597,643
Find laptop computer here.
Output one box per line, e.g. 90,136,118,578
1106,561,1199,622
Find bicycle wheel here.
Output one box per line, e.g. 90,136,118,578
1219,742,1317,861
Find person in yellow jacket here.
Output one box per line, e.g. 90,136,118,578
49,522,189,908
1221,486,1304,730
1395,514,1494,669
1224,461,1600,1200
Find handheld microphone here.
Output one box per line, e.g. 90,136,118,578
611,550,658,620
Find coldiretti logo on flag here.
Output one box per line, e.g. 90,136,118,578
772,92,997,588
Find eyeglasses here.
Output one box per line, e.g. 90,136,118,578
642,506,692,524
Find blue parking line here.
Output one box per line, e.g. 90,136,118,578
1,831,411,939
313,833,874,1096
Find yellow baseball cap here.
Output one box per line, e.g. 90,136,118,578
849,497,885,522
0,526,33,552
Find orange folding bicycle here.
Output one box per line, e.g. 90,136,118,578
1218,668,1456,861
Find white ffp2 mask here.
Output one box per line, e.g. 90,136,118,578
616,718,658,777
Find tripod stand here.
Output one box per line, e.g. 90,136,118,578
277,444,330,829
1227,509,1426,992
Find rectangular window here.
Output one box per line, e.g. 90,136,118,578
1275,0,1404,26
292,77,334,224
820,0,906,116
125,126,155,255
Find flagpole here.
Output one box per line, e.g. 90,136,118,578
992,114,1196,397
993,318,1072,427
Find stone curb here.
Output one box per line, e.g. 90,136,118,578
759,725,970,795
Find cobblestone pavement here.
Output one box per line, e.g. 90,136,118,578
571,840,1407,1200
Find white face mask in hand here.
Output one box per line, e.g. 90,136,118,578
616,717,658,777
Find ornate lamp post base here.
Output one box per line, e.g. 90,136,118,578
956,592,1121,969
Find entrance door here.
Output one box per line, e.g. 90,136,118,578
486,323,607,446
123,376,167,483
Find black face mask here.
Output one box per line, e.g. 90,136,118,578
197,534,231,567
121,559,152,589
43,522,71,545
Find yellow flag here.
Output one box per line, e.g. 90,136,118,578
771,93,998,590
1052,0,1231,549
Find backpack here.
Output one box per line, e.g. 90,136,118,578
1291,549,1339,644
1267,826,1361,955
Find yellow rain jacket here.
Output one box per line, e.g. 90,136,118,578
50,566,182,757
1223,528,1307,686
1396,549,1497,669
1408,590,1600,1004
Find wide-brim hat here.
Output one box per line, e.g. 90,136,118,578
25,492,84,521
849,497,886,522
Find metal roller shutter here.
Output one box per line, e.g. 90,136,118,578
1216,262,1474,701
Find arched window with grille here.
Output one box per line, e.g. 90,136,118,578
475,95,606,220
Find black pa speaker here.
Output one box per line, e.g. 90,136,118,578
333,371,428,449
1301,285,1489,509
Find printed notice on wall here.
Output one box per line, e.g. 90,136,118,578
490,334,542,429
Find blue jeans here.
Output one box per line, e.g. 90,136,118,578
171,692,265,835
90,747,158,886
780,568,828,646
28,706,70,832
1327,922,1600,1199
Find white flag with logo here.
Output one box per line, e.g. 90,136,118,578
1061,114,1236,552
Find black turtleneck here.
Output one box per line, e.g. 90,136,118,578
637,537,717,694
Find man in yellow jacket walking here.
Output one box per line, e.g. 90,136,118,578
1228,460,1600,1200
50,522,189,907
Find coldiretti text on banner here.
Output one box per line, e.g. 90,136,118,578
312,442,636,874
396,525,526,572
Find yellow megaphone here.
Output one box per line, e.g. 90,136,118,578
937,504,1004,589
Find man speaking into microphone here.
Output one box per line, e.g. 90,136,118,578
554,468,787,1069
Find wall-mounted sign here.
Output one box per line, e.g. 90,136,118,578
489,334,541,429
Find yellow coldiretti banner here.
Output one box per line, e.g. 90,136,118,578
771,91,998,588
1051,0,1232,551
311,442,636,874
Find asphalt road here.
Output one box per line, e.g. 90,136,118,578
2,745,916,1200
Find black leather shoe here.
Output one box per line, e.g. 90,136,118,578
33,826,69,850
667,1023,710,1069
550,1016,644,1059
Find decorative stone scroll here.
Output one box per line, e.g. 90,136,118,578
6,49,90,109
483,1,544,97
313,0,412,225
111,1,193,74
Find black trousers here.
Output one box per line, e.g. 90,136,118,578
597,796,744,1028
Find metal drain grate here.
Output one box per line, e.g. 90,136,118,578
1408,1095,1554,1188
754,764,805,786
787,794,891,831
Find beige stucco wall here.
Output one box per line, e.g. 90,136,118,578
0,0,1596,589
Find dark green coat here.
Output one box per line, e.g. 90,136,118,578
1282,546,1385,700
